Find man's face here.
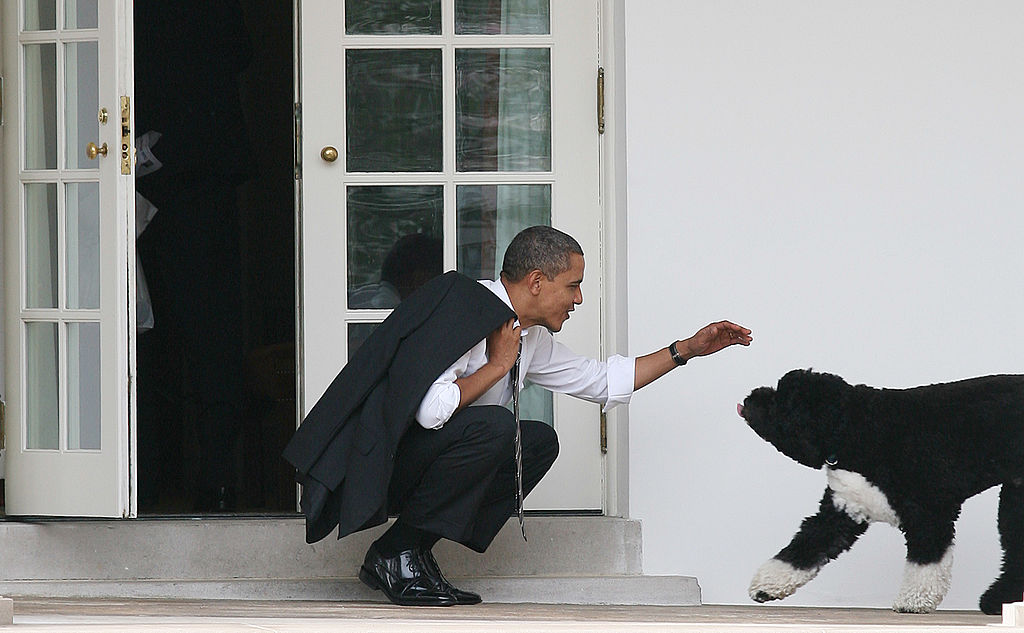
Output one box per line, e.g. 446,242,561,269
535,253,584,332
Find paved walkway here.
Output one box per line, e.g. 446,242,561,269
2,598,1016,632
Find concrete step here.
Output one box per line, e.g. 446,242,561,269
0,576,700,605
0,516,701,605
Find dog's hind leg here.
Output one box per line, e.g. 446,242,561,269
749,488,868,603
893,513,956,613
980,481,1024,615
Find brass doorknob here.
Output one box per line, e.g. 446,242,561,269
86,142,108,160
320,146,339,162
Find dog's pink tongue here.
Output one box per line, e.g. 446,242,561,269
737,403,744,418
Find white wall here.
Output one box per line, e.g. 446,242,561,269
624,1,1024,609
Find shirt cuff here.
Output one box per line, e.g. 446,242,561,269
415,382,461,430
602,354,635,412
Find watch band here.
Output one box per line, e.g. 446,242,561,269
669,341,687,366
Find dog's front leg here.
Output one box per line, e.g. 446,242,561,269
750,488,868,603
892,512,956,614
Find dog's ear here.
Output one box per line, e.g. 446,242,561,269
772,369,848,468
777,370,847,418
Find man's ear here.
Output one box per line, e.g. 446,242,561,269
526,269,545,296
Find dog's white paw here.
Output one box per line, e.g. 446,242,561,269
891,599,937,614
749,558,819,602
891,550,953,614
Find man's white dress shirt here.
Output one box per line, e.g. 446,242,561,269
415,279,636,430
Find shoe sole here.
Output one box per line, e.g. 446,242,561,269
358,566,457,607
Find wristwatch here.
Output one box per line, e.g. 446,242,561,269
669,341,687,366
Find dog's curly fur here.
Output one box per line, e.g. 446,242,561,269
739,369,1024,614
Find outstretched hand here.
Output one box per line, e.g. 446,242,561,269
684,321,753,358
633,320,752,391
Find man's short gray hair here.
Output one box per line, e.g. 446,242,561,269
501,225,584,282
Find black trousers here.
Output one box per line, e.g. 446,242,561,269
387,405,559,553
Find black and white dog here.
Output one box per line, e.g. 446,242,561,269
738,369,1024,614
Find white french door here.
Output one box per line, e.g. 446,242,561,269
2,0,133,517
300,0,604,510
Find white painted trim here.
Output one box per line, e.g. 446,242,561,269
118,0,136,519
600,0,630,518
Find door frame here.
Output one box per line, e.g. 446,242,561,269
598,0,628,519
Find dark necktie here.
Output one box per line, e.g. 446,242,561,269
509,338,526,541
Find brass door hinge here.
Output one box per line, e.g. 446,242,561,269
120,96,131,174
597,67,605,135
600,410,608,454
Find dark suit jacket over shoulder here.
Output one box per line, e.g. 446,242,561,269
283,271,515,543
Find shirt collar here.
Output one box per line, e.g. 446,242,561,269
481,278,528,337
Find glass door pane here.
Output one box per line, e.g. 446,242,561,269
456,184,550,278
64,0,97,29
455,48,551,172
346,49,443,172
347,186,443,311
25,321,60,450
23,43,58,170
67,321,101,450
24,182,59,308
346,0,440,35
65,181,100,309
65,40,100,170
24,0,57,31
456,0,550,34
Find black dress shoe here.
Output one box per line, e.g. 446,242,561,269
419,549,482,605
359,544,456,606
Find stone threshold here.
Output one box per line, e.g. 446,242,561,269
0,515,700,605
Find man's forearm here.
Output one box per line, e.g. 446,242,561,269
634,342,690,390
454,362,510,412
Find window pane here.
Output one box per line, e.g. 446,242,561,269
518,382,554,427
26,321,60,450
346,0,440,35
64,0,97,29
347,49,443,172
24,43,58,170
456,0,549,35
24,0,57,30
348,323,380,360
347,186,444,309
66,182,100,309
67,322,101,450
456,184,550,279
456,48,551,172
455,184,554,424
25,183,59,309
65,41,100,169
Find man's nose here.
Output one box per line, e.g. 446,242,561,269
575,287,583,305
